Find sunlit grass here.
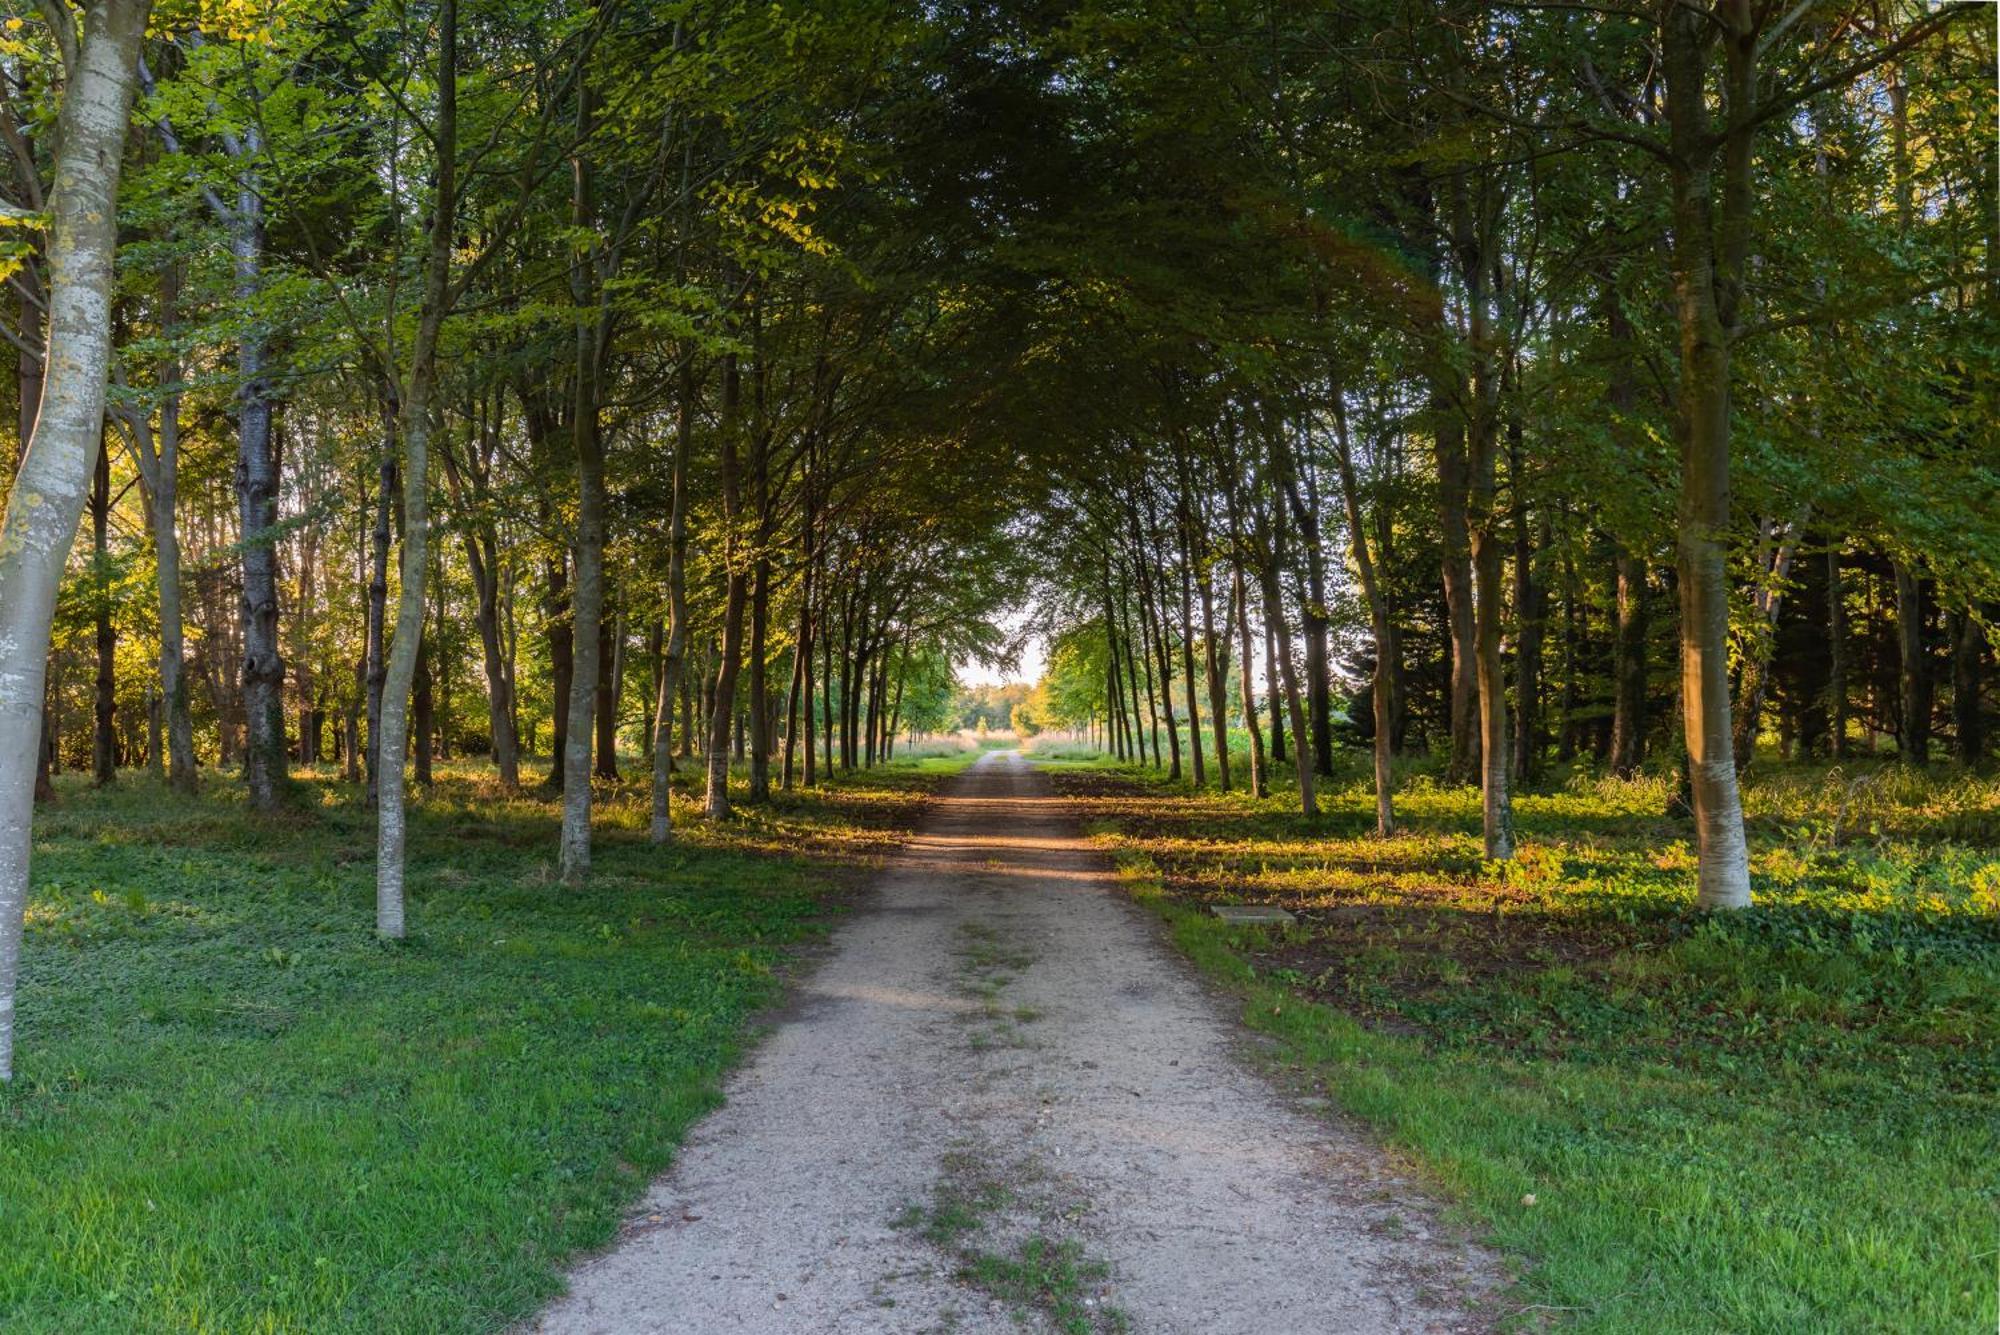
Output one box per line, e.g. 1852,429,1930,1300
1050,748,1999,1333
0,753,952,1334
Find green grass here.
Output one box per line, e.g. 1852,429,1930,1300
0,757,935,1334
890,734,999,773
890,1149,1126,1334
1020,736,1128,768
12,741,1992,1331
961,1236,1126,1335
1053,752,2000,1334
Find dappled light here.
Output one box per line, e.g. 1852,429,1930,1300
1051,754,1997,1330
0,0,1988,1330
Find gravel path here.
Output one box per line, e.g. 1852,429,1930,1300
530,750,1496,1334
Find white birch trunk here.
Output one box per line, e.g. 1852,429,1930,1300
375,0,457,937
0,0,152,1080
375,410,429,939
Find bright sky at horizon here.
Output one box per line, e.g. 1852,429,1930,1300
954,608,1046,687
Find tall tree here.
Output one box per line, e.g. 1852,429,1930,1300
0,0,153,1081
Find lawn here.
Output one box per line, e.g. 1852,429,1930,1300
0,755,957,1334
1053,753,2000,1334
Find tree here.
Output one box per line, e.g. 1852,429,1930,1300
0,0,153,1080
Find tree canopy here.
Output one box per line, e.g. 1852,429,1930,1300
0,0,1990,1079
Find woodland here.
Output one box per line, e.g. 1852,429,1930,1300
0,0,1994,1330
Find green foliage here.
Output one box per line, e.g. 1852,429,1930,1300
954,682,1030,733
1036,627,1111,732
896,646,958,737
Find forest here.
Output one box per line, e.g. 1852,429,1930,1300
0,0,1993,1331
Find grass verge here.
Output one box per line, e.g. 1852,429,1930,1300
0,756,943,1333
1055,757,1999,1334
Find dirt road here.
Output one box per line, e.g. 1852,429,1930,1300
531,750,1493,1333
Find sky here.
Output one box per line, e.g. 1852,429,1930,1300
954,608,1045,687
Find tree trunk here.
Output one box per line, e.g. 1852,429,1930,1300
651,363,694,841
91,433,116,786
1258,510,1316,817
1330,391,1393,835
1610,549,1648,777
593,596,619,780
543,551,571,787
1169,492,1206,788
1114,566,1148,766
40,678,57,793
1374,461,1409,753
438,424,518,790
783,633,804,787
1099,560,1128,761
845,634,866,769
1732,515,1803,767
1109,625,1129,758
748,553,772,799
377,419,432,939
1894,561,1930,764
1509,441,1543,790
1265,618,1285,764
1471,520,1514,858
1451,182,1513,858
787,443,816,790
1275,435,1336,779
375,0,457,939
1670,291,1754,908
1951,608,1983,765
365,450,394,804
820,617,835,776
471,538,515,786
1434,407,1479,786
344,697,361,783
835,605,852,770
150,269,197,792
1301,572,1334,780
294,509,319,767
862,652,881,767
801,601,818,785
1662,0,1753,908
1557,550,1579,761
0,0,150,1080
1231,555,1265,799
1827,546,1848,759
412,626,434,786
146,690,163,778
503,564,521,760
1463,375,1512,857
1130,523,1181,780
1200,560,1231,792
234,134,287,813
705,356,745,820
885,643,908,758
560,81,608,880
